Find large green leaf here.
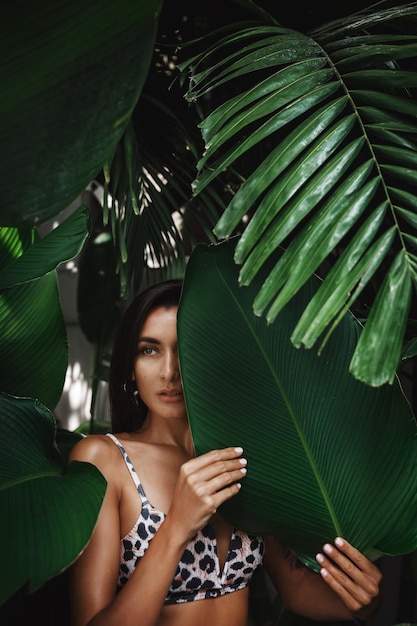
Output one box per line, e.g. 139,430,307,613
0,0,162,227
180,3,417,386
0,393,107,607
0,273,68,409
0,205,90,409
177,239,417,571
0,204,90,289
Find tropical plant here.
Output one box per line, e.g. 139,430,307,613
0,0,163,409
0,393,106,607
0,0,164,610
178,238,417,570
1,0,417,621
178,1,417,387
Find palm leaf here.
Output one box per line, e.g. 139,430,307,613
0,393,106,606
104,95,225,299
177,239,417,571
180,3,417,386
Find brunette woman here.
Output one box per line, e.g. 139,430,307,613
69,279,381,626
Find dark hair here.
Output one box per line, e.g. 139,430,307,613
108,279,183,433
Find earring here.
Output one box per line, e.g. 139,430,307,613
133,388,140,406
124,381,139,397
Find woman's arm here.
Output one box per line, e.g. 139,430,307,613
68,439,247,626
68,436,123,626
263,535,382,621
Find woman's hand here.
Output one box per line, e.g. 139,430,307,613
316,537,382,619
167,447,247,542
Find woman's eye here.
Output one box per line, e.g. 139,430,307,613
143,347,157,355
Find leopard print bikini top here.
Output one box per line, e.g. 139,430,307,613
107,433,264,604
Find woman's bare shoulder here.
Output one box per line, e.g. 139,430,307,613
69,433,119,468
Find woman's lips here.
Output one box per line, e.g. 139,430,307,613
158,390,184,401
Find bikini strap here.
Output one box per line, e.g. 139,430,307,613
106,433,149,505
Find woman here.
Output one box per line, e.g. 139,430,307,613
68,279,382,626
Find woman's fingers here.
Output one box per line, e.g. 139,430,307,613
168,447,248,540
212,479,243,510
182,447,245,475
175,447,248,508
316,537,382,612
180,447,247,492
320,537,381,587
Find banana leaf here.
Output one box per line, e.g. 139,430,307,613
0,205,90,409
0,274,68,409
0,0,162,228
0,205,90,289
0,393,107,607
177,238,417,571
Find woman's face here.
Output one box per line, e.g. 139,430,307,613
132,305,186,422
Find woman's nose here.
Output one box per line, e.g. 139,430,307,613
160,352,179,381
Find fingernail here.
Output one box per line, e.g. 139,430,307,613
237,482,242,489
335,537,343,547
240,467,247,474
320,568,329,578
316,553,324,563
235,447,243,453
239,458,247,465
323,543,332,554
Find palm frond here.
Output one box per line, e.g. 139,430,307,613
180,3,417,386
104,94,226,298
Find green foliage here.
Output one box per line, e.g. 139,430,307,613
0,0,162,227
180,3,417,386
1,0,417,618
104,95,226,300
0,206,90,408
178,238,417,569
0,393,106,605
0,0,163,607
